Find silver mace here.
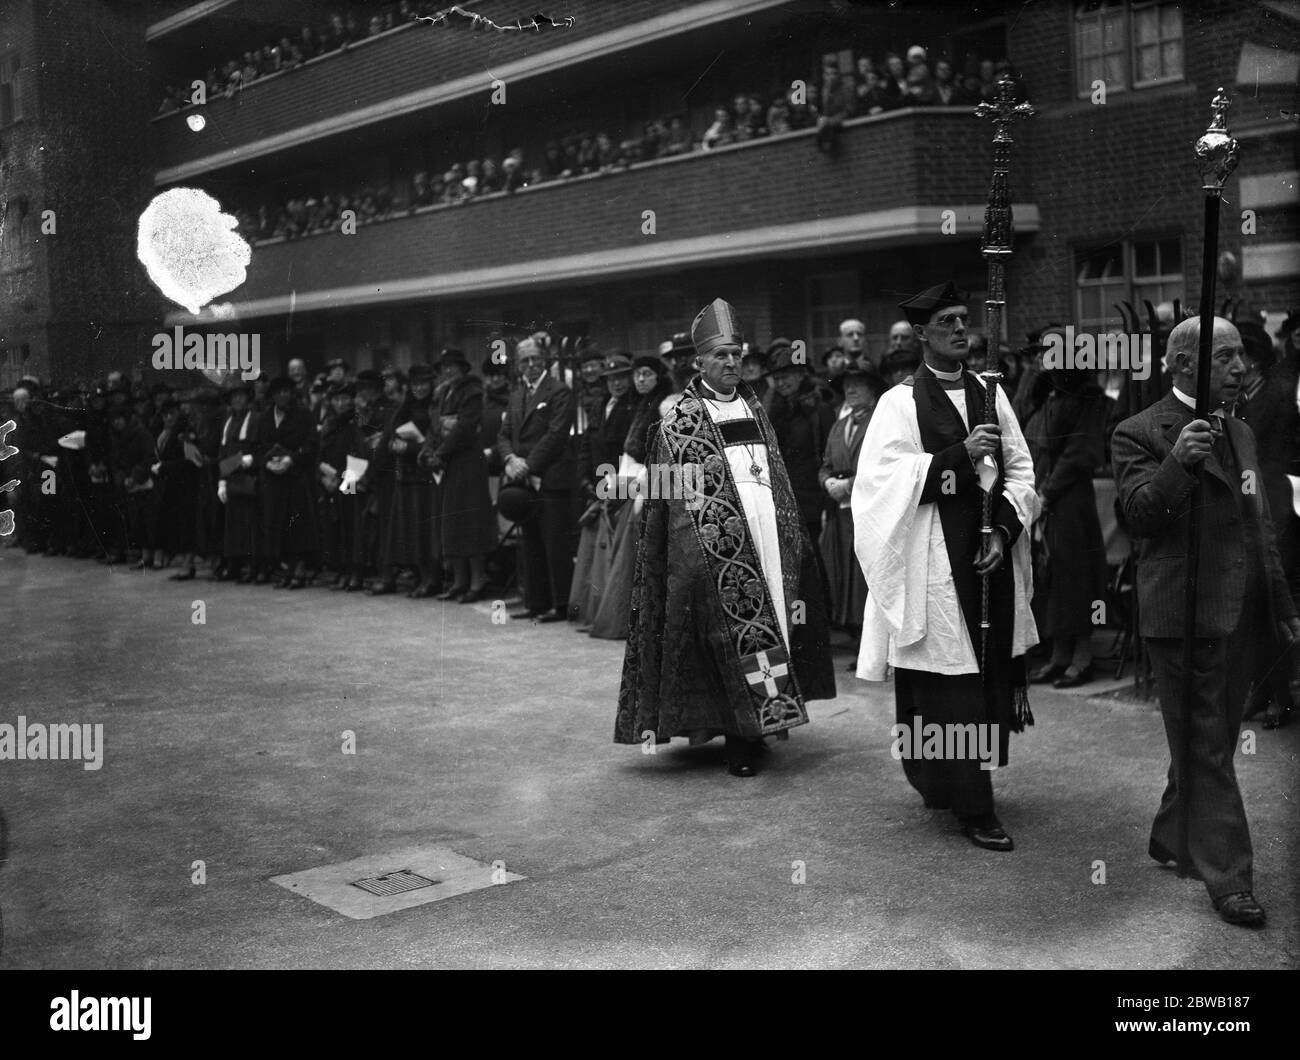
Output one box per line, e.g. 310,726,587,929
975,74,1033,671
1175,89,1240,877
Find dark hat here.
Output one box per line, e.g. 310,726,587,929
437,348,470,371
632,354,667,376
690,297,743,357
267,375,295,393
380,363,400,377
481,356,508,376
253,371,269,384
766,341,809,374
355,368,383,389
579,345,605,365
187,387,221,405
310,374,328,391
668,331,694,355
497,482,538,522
898,281,967,326
601,353,634,376
408,363,435,382
223,380,254,399
841,362,888,397
158,397,181,415
325,357,349,372
329,382,357,397
880,349,921,375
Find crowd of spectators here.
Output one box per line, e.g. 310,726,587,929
6,308,1296,712
156,2,441,113
224,43,1023,244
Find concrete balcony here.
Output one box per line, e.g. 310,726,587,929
186,109,1038,323
150,0,787,183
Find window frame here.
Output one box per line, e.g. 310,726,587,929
1073,1,1184,99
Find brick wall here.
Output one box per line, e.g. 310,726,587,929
228,111,998,310
34,0,165,383
0,0,48,387
1007,0,1293,343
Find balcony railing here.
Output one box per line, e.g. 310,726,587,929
151,0,783,182
191,109,1036,322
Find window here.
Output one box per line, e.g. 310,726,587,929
1075,237,1183,332
0,52,23,127
805,272,860,355
0,195,33,272
626,291,687,354
1074,1,1183,97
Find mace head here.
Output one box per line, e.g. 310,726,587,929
1194,87,1240,191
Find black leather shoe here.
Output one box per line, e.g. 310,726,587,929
253,570,271,585
408,584,437,599
1214,891,1265,927
724,736,760,777
510,610,542,620
962,822,1014,851
1029,662,1067,684
367,582,398,596
169,569,197,582
343,576,365,592
288,575,308,589
435,586,467,600
458,587,488,603
1053,664,1094,689
537,611,566,623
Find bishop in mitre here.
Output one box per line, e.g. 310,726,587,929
614,298,836,776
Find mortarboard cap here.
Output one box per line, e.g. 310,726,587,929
898,281,967,327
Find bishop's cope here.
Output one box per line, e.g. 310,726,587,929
852,282,1039,850
614,298,836,777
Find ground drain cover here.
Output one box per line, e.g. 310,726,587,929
351,870,439,897
270,845,525,919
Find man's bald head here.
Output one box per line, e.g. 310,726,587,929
888,320,917,353
1165,316,1245,407
1164,316,1239,374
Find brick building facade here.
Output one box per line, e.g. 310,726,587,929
0,0,162,388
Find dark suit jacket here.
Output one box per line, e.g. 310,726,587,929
1111,389,1295,638
577,390,635,488
495,374,575,491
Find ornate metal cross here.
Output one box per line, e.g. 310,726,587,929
975,75,1035,359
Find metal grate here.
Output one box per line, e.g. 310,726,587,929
350,869,439,897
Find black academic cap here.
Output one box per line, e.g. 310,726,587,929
898,281,967,326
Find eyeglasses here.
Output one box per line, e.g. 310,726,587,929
930,312,969,329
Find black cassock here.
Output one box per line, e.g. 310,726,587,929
255,404,320,562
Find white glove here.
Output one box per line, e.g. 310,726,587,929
240,453,253,468
151,462,162,475
217,480,228,504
